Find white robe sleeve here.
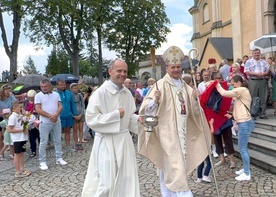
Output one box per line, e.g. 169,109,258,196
85,88,121,134
86,106,121,134
129,114,139,134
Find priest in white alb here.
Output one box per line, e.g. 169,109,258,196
81,59,142,197
139,46,211,197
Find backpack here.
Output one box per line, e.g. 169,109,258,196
240,96,261,117
249,97,261,117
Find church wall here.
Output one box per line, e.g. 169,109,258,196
240,1,257,57
221,24,232,37
199,43,220,70
198,1,213,34
221,1,231,24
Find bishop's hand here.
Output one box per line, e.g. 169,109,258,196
154,90,161,104
193,87,200,100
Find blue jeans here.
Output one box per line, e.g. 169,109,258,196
237,118,255,175
197,156,211,178
39,121,63,163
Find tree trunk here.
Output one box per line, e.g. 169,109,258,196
97,28,103,84
72,53,79,77
0,4,21,82
9,50,18,82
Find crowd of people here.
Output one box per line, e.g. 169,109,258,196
0,46,274,196
0,79,95,176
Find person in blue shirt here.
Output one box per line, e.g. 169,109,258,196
56,79,77,152
142,78,155,97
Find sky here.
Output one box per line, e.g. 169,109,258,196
0,0,194,76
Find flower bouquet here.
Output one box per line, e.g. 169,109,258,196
19,112,31,134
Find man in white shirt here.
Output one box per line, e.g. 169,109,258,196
35,79,67,170
198,70,211,93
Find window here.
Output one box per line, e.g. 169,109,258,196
203,3,209,23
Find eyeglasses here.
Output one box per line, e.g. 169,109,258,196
216,77,222,80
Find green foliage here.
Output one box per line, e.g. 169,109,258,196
46,48,111,77
104,0,170,75
24,0,93,76
46,50,71,75
22,56,40,75
20,0,170,79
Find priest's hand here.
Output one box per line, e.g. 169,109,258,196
118,108,125,118
154,90,161,104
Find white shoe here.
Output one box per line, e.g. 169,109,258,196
231,128,236,136
235,168,244,175
40,162,48,170
56,158,67,165
212,150,219,158
235,172,251,181
202,175,211,183
195,178,202,183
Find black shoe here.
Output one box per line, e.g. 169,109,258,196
259,115,268,119
30,152,36,157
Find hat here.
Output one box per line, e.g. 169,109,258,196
27,90,36,98
163,46,185,65
2,108,11,115
208,58,216,64
70,83,78,90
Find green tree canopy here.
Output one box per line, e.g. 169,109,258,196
46,50,71,76
104,0,170,75
25,0,91,77
22,56,40,75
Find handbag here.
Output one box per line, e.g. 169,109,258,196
239,96,261,117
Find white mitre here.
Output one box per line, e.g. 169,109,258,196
162,46,185,65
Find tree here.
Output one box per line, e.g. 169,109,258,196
25,0,90,77
105,0,170,75
22,56,40,75
82,0,117,84
0,0,33,82
46,49,71,76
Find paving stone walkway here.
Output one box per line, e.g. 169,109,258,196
0,136,275,196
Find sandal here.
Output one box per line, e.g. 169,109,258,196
22,170,31,176
214,160,226,166
230,162,236,169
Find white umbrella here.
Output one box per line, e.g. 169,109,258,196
249,33,276,54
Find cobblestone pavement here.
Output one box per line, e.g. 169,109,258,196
0,137,276,197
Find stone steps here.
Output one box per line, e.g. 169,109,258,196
233,144,276,174
250,128,276,144
232,119,276,174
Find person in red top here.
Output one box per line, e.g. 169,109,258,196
24,90,36,113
